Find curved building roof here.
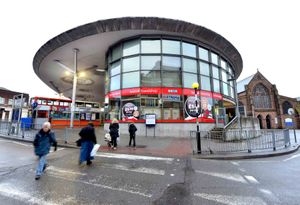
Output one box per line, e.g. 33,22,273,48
33,17,243,102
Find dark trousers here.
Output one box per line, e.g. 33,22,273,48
129,133,136,147
111,136,117,147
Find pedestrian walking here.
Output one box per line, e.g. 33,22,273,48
78,122,97,166
128,121,137,149
109,118,119,150
33,122,57,180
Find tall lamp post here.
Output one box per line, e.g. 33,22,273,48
192,82,201,154
228,78,241,130
55,48,79,128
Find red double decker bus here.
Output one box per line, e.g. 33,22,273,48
29,96,102,128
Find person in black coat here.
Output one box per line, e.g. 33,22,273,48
128,122,137,148
79,122,97,166
109,118,119,150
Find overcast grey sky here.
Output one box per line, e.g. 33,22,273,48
1,0,299,98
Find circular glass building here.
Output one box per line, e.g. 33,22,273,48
33,17,243,137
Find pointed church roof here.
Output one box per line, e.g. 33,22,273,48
237,74,255,93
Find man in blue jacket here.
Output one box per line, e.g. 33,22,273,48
33,122,57,180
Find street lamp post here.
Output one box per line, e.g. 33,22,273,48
228,78,241,130
70,48,79,128
192,82,201,154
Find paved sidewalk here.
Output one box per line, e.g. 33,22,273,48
1,127,299,159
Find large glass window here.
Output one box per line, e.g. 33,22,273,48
112,44,122,61
0,97,4,104
222,82,229,96
199,47,209,61
200,75,211,91
182,58,197,73
122,72,140,88
162,40,180,54
183,73,197,88
110,61,121,76
141,56,161,70
123,56,139,72
110,75,120,91
141,71,161,87
199,62,210,76
182,42,196,58
162,71,181,87
220,59,226,69
253,84,271,108
211,52,219,65
163,101,183,120
212,66,220,79
162,56,181,71
141,40,161,53
221,70,228,82
123,39,140,56
213,79,220,93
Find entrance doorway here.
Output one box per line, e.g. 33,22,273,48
266,115,271,129
257,115,263,129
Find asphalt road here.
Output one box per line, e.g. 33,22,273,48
0,138,300,205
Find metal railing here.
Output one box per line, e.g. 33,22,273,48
190,129,291,154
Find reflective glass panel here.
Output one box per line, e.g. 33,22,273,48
183,73,198,88
123,39,140,56
182,58,197,73
112,44,122,61
141,56,161,70
222,70,228,82
141,40,161,53
122,72,140,88
110,61,121,76
141,71,161,87
199,62,210,76
199,47,209,61
162,56,181,71
182,42,196,57
213,79,220,93
220,59,226,69
212,66,220,79
211,52,219,65
123,56,139,72
162,40,180,54
200,75,211,91
162,71,182,87
110,75,120,91
222,82,229,96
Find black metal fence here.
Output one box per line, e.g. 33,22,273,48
190,129,291,154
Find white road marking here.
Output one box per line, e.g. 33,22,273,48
100,163,165,175
0,183,66,205
283,153,300,162
48,173,152,198
47,166,86,176
231,161,240,166
244,175,260,184
259,188,280,203
194,193,267,205
239,168,246,172
11,141,32,147
195,170,247,184
96,152,174,161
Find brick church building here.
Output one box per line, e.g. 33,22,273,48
237,71,300,129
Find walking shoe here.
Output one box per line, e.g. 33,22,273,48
113,147,117,150
87,161,92,166
35,175,41,180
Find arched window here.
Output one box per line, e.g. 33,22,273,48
257,114,263,129
252,84,271,109
282,101,292,115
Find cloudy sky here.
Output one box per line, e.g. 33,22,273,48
1,0,299,98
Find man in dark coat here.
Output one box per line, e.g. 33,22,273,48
79,122,97,166
33,122,57,180
128,122,137,148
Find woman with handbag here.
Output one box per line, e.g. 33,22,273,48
78,122,97,166
109,118,119,150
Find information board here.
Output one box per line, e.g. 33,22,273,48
145,114,156,126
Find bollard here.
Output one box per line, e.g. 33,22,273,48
272,130,276,151
196,131,201,154
294,129,297,144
